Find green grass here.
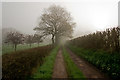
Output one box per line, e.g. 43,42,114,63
68,45,120,80
2,43,46,55
62,47,86,79
32,46,59,78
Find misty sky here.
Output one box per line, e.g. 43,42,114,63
2,0,119,38
118,1,120,26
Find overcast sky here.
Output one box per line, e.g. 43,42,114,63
118,1,120,26
2,0,120,38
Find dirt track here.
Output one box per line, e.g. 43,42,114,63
52,49,68,78
52,48,110,79
66,48,110,79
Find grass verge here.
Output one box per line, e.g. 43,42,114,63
32,46,59,79
68,45,120,80
62,47,86,79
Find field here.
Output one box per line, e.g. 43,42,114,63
2,43,46,55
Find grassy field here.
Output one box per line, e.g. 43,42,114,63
32,46,59,78
2,43,46,55
62,47,86,79
68,45,120,80
2,45,53,79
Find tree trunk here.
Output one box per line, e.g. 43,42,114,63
55,34,59,45
14,44,17,51
13,44,14,48
52,34,55,44
30,43,31,48
38,42,39,47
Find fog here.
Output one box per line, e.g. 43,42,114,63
2,1,119,38
118,1,120,26
0,2,2,46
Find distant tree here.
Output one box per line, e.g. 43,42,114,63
25,35,34,48
5,31,24,51
34,5,75,45
33,34,43,46
2,27,17,45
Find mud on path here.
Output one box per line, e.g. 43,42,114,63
52,49,68,78
66,48,109,79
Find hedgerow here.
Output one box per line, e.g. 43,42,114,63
2,45,53,79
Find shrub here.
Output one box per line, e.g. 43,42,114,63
2,45,53,79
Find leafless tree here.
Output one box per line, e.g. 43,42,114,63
2,27,17,45
5,31,24,51
34,5,75,45
25,35,34,48
33,34,43,46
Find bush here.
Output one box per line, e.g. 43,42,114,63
2,45,53,79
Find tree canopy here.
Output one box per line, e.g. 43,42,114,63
5,31,24,51
34,5,75,45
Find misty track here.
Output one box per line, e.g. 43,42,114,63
52,49,68,78
52,47,110,79
2,2,120,80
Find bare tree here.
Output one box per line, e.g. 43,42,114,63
34,5,75,45
33,34,43,46
2,27,17,45
5,31,24,51
25,35,34,48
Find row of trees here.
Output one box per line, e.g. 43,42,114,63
70,27,120,53
3,5,75,51
25,34,43,47
4,31,43,51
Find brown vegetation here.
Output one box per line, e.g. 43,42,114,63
70,27,120,53
2,45,53,79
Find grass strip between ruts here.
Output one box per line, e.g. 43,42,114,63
32,46,59,78
62,47,86,79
